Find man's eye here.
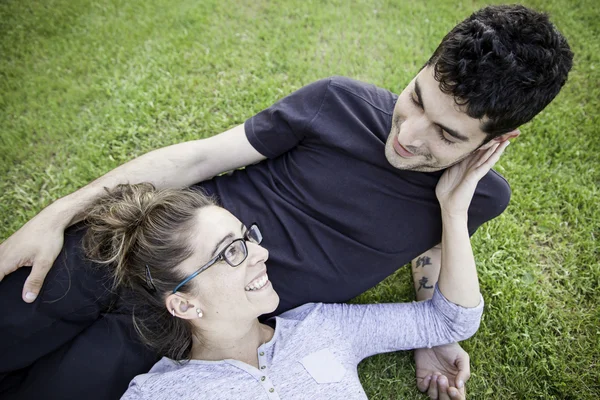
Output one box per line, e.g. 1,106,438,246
438,131,455,145
410,93,422,108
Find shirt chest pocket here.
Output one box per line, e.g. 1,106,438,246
299,348,346,384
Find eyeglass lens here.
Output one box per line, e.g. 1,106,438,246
223,225,262,266
247,224,262,244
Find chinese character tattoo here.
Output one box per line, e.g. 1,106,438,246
415,256,432,268
418,276,434,291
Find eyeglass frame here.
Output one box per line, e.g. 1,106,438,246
172,223,262,294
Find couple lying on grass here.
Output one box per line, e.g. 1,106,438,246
0,5,572,400
86,143,505,400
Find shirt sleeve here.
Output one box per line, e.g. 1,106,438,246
120,385,143,400
467,169,511,236
244,78,332,158
317,285,484,363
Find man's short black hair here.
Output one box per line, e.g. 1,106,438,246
426,4,573,139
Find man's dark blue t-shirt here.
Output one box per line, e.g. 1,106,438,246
200,76,511,314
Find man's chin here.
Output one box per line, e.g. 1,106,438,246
384,147,444,172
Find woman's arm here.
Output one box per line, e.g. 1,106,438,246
315,142,509,359
435,141,510,307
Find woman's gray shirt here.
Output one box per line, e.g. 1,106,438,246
121,285,483,399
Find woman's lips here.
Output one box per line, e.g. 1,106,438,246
393,135,416,158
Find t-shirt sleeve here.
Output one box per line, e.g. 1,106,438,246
120,385,143,400
244,78,332,158
467,169,512,236
318,285,484,363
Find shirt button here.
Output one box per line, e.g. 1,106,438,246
259,352,265,356
260,366,266,370
261,376,266,381
269,388,274,393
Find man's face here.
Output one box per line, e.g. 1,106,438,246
385,66,491,172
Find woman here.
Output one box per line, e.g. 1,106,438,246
84,142,509,400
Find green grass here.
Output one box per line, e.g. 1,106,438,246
1,0,598,398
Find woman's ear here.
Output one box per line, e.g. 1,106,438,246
480,129,521,149
165,293,200,320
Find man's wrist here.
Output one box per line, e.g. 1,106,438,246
43,197,77,228
50,188,98,228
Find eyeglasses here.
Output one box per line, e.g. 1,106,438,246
172,224,263,293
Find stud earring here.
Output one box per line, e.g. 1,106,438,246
171,308,175,317
196,308,203,318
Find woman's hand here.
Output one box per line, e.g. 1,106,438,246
436,141,510,217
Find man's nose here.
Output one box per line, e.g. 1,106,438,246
400,115,429,147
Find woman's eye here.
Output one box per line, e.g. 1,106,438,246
225,246,238,258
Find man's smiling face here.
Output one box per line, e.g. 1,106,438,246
385,66,494,172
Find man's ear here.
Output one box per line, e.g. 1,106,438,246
480,129,520,149
165,293,200,320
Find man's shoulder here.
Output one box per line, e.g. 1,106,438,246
469,168,512,225
323,76,397,114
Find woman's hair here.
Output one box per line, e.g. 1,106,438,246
83,183,216,360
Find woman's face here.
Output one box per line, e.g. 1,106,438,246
176,206,279,322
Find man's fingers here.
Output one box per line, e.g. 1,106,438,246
0,256,29,283
22,260,52,303
0,245,18,282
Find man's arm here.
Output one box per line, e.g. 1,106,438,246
412,244,441,301
55,124,264,226
0,124,266,301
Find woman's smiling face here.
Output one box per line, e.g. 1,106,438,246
175,206,279,322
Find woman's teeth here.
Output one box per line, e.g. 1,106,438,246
245,274,268,291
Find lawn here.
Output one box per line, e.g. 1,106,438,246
1,0,598,398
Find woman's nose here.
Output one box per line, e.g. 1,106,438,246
246,241,269,265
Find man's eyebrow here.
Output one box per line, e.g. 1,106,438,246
437,122,469,142
414,79,469,142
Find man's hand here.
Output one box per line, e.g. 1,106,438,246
0,208,66,303
415,343,470,399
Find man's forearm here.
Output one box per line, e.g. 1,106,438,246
51,141,211,227
411,244,442,301
46,124,264,229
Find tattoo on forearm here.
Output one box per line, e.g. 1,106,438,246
415,256,432,268
418,276,434,291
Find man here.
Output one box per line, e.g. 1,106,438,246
0,5,572,400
